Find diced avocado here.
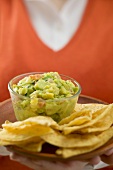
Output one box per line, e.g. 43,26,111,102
12,72,79,122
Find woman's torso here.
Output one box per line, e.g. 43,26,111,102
0,0,113,169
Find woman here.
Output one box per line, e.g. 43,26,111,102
0,0,113,169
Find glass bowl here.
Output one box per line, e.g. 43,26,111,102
8,72,81,122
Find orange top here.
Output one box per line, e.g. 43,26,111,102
0,0,113,169
0,0,113,103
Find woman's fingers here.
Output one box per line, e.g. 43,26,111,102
104,149,113,156
10,152,43,170
9,152,89,170
89,156,101,165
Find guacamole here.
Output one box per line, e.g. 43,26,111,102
11,72,80,122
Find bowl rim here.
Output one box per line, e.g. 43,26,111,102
8,72,81,101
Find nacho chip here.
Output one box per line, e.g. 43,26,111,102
18,140,45,152
56,126,113,158
75,103,107,113
41,130,100,148
2,116,60,131
59,110,92,126
0,116,59,143
63,104,113,135
0,139,13,146
0,136,41,146
80,110,113,133
0,125,53,142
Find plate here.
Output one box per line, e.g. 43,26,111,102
1,95,112,161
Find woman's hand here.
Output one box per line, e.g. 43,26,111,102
101,149,113,165
9,152,101,170
8,149,113,170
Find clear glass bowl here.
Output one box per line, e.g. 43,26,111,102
8,72,81,122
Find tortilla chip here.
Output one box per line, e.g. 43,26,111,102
41,130,100,148
0,125,53,142
3,116,60,131
18,140,45,152
59,110,92,126
63,104,113,135
56,126,113,158
0,136,42,146
80,110,113,133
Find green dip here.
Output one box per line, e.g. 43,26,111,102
12,72,80,122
